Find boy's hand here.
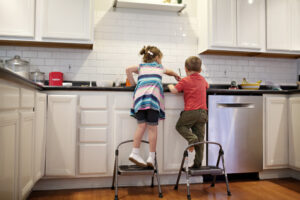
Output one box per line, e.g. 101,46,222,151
168,84,178,94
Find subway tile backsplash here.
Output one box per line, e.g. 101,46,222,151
0,3,299,85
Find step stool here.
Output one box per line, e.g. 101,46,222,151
174,141,231,200
111,140,163,200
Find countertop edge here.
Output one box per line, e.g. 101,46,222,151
1,67,299,95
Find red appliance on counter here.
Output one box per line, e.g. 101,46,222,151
49,72,63,86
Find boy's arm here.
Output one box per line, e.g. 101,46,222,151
164,69,181,81
168,84,179,94
126,66,138,86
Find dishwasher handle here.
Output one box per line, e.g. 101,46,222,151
217,103,255,108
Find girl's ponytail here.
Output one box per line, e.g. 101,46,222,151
140,45,163,63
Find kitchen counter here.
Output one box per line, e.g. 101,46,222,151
1,67,299,94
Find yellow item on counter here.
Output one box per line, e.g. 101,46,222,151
241,78,261,90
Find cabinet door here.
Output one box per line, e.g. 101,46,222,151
267,0,291,50
289,96,300,169
46,95,77,176
291,0,300,51
79,144,107,175
237,0,264,49
34,93,47,182
210,0,236,47
0,112,18,200
163,110,188,172
19,111,35,199
0,0,35,37
113,110,163,171
42,0,92,41
263,96,288,169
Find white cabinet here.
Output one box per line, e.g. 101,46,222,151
113,94,163,171
198,0,264,52
266,0,291,51
19,111,35,199
41,0,93,42
0,84,19,110
114,111,146,166
162,94,186,172
79,144,107,174
288,95,300,170
0,0,93,45
237,0,264,49
34,93,47,182
263,95,289,169
46,95,77,176
210,0,236,47
163,110,187,172
291,0,300,51
78,94,109,176
267,0,300,51
0,0,35,37
0,111,18,200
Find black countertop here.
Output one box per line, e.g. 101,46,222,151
1,67,299,95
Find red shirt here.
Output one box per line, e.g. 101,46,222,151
175,73,208,111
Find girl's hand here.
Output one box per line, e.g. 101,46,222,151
174,74,181,81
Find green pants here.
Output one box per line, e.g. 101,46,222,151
176,109,208,167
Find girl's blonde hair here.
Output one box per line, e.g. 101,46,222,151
139,46,163,63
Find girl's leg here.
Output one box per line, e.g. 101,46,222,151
147,124,158,152
147,124,158,168
133,122,147,148
129,122,147,167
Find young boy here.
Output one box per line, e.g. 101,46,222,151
168,56,209,168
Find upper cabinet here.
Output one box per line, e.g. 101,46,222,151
198,0,300,58
237,0,264,49
0,0,93,48
266,0,291,51
291,0,300,51
0,0,35,38
267,0,300,51
42,0,93,41
199,0,264,53
210,0,237,48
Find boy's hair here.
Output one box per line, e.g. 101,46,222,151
185,56,202,72
140,46,163,63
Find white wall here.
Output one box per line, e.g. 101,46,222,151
0,0,298,85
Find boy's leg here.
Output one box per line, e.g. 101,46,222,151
191,110,208,167
191,122,205,167
176,110,199,145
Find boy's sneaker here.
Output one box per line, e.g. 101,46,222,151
129,153,147,167
146,156,155,168
184,150,195,168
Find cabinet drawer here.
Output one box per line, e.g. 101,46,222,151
0,84,19,109
165,95,184,110
21,88,34,108
79,144,107,174
79,127,107,142
80,95,107,109
81,111,108,125
114,95,133,109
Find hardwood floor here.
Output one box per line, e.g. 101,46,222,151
28,178,300,200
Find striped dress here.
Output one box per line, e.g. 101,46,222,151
130,61,165,120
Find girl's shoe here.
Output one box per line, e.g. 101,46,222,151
146,156,155,168
129,153,147,167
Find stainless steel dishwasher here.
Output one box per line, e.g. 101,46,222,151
208,95,263,174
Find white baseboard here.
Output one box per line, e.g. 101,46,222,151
33,174,203,191
259,168,300,180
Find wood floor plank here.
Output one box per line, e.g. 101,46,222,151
28,178,300,200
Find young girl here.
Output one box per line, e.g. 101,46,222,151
126,46,180,168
